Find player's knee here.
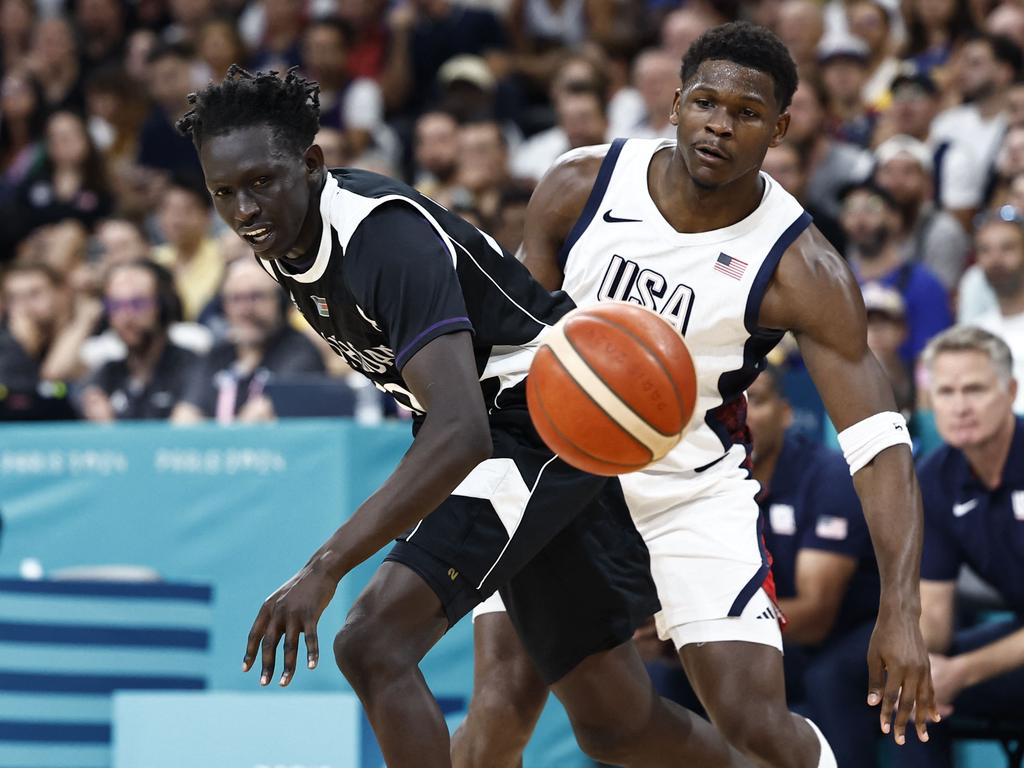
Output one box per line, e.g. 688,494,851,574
714,708,801,768
332,618,409,689
570,717,646,765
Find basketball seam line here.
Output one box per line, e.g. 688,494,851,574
529,364,643,470
544,327,679,458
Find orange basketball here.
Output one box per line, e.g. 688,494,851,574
527,302,699,476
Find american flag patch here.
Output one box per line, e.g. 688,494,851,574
715,252,748,280
312,295,330,317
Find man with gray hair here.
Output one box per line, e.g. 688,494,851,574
902,325,1024,765
873,134,969,290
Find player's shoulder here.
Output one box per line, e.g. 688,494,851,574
540,143,610,192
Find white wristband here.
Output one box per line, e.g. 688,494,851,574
836,411,912,475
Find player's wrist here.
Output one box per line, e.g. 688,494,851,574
878,588,921,618
310,548,346,583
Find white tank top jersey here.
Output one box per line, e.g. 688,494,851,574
558,137,812,479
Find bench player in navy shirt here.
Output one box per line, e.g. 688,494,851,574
902,325,1024,766
748,368,881,767
179,67,755,767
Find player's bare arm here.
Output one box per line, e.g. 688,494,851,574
517,148,605,290
760,224,939,744
242,330,492,686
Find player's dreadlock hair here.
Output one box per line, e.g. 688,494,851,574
176,65,321,155
681,22,798,112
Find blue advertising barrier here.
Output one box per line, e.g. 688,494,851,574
0,420,585,767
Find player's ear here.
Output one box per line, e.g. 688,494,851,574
669,89,681,126
769,111,790,148
304,143,325,176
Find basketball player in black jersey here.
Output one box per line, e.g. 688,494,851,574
455,22,939,768
181,69,756,767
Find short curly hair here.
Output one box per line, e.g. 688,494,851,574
176,65,320,156
681,22,799,112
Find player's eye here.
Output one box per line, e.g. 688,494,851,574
252,176,270,188
741,108,759,118
695,98,713,109
213,187,231,198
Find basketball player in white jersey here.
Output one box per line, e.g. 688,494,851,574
452,22,938,768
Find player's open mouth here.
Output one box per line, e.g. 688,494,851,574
241,226,274,246
694,144,728,163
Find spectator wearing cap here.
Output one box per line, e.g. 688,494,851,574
80,261,199,421
862,282,914,418
152,177,224,323
839,181,952,364
971,208,1024,413
883,70,985,231
902,326,1024,765
817,33,877,148
931,33,1023,185
785,77,873,221
873,134,969,290
171,259,324,424
845,0,901,109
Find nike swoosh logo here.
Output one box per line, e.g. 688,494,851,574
603,210,643,224
953,499,978,517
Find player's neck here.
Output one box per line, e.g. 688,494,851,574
963,414,1016,490
285,175,327,262
651,152,764,233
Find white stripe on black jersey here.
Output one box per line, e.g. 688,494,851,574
263,169,575,413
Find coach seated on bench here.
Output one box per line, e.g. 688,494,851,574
897,325,1024,767
171,259,323,424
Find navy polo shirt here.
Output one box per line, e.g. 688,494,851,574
918,417,1024,615
761,432,880,642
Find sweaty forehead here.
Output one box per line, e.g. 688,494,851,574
686,59,777,107
199,125,299,183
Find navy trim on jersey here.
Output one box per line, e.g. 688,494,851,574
557,138,627,269
394,315,473,370
743,211,813,335
729,513,771,616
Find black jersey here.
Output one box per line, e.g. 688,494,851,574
262,169,574,413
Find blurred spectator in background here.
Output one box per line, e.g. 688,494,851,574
167,0,214,47
315,127,350,170
762,142,846,251
491,180,534,254
985,123,1024,209
881,69,983,231
247,0,304,72
338,0,390,80
413,110,459,204
774,0,826,74
196,16,248,82
749,367,881,768
862,282,915,418
84,65,149,178
0,262,87,389
93,218,152,267
905,326,1024,763
617,48,677,140
784,78,872,221
1,0,35,73
659,7,715,61
901,0,976,77
873,134,968,290
389,0,508,118
10,111,113,246
931,33,1022,188
28,15,84,114
818,34,877,147
512,84,607,181
847,0,900,108
172,259,323,424
971,207,1024,412
301,17,392,164
840,181,952,363
80,261,197,421
137,43,203,182
0,69,45,209
985,2,1024,51
152,175,223,322
75,0,127,75
454,118,511,219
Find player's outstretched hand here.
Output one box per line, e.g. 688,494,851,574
866,608,940,746
243,561,338,687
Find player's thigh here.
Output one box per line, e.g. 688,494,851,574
499,479,660,685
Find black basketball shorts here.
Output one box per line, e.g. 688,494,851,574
384,407,660,683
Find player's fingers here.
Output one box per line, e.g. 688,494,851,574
866,650,884,708
893,671,918,746
914,675,937,742
880,666,902,736
260,622,281,687
243,605,271,672
280,618,300,687
304,617,319,670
